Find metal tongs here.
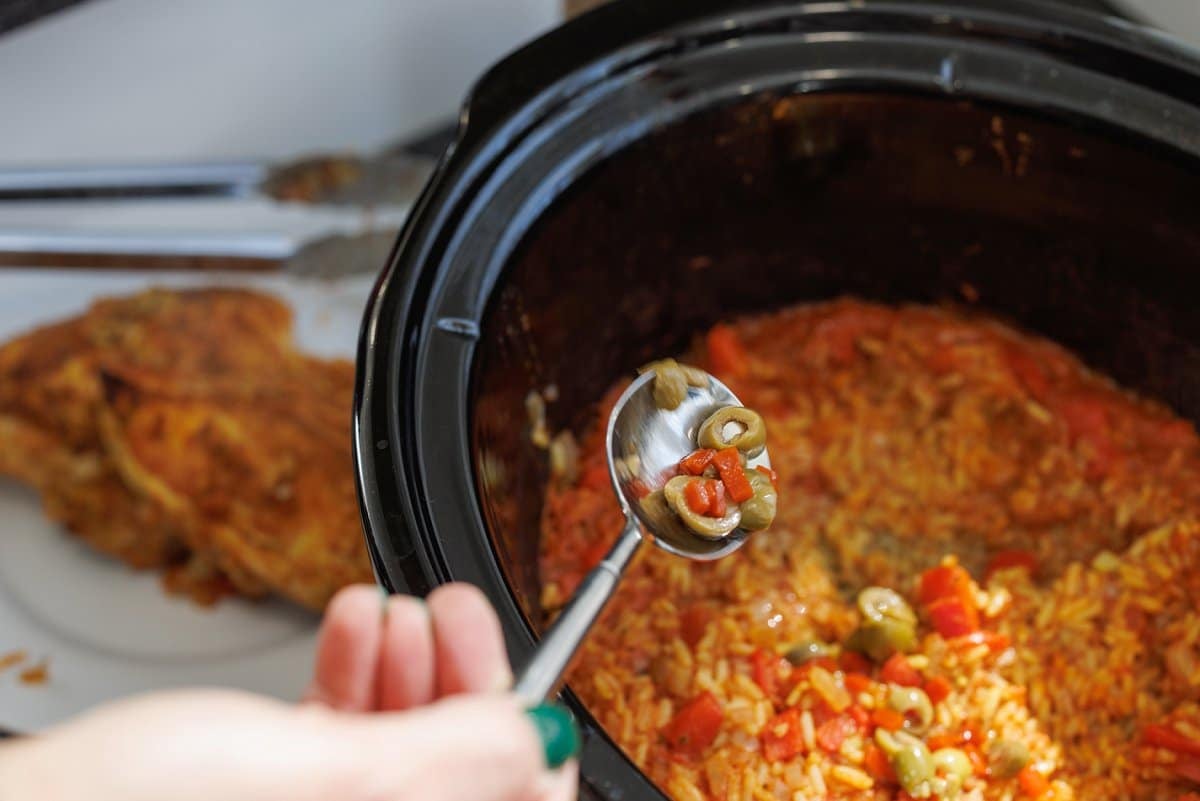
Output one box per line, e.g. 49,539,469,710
0,145,439,276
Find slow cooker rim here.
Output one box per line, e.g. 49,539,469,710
353,1,1200,798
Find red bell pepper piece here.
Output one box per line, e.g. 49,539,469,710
755,464,778,486
684,479,712,515
927,597,980,637
706,479,726,517
679,448,716,476
1017,765,1050,798
761,708,805,762
880,653,922,687
918,563,976,608
924,675,952,705
661,692,724,758
816,714,858,752
712,447,754,503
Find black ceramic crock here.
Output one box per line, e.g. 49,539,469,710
353,1,1200,797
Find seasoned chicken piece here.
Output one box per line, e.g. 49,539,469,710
0,288,371,610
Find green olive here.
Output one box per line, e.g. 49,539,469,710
858,587,918,626
739,470,777,531
987,738,1030,779
696,406,767,457
649,360,689,410
931,748,972,799
784,640,833,666
662,475,741,539
639,490,678,532
876,729,934,795
848,587,919,661
888,685,934,732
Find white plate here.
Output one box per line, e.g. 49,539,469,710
0,269,375,732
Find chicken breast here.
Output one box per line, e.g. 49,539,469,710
0,288,372,610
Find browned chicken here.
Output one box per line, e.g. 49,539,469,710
0,288,373,610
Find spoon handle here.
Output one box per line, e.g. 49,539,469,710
514,517,642,704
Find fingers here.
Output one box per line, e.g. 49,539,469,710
305,585,383,711
377,595,435,710
427,583,512,696
340,695,578,801
529,761,579,801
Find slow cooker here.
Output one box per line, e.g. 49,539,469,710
353,1,1200,797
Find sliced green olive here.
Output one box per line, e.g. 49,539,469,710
739,470,777,531
876,729,934,796
932,748,972,799
784,640,834,666
649,360,689,410
858,587,917,626
697,406,767,457
662,475,741,539
848,586,919,661
987,738,1030,779
887,685,934,732
638,490,678,532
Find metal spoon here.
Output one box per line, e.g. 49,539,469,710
514,368,771,703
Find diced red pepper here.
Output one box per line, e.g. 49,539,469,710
880,653,922,687
927,733,961,751
816,714,858,752
684,480,712,515
871,707,905,732
844,672,873,694
918,563,976,608
761,708,805,762
848,705,870,728
927,597,980,638
680,605,710,648
985,550,1038,582
707,479,726,517
755,464,778,487
750,649,785,699
707,324,748,378
1017,765,1050,798
924,675,952,705
1144,723,1200,757
713,447,754,503
864,741,897,783
679,448,716,476
661,692,724,758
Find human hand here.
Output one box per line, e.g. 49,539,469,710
0,583,578,801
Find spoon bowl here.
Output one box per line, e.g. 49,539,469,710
607,370,771,560
514,366,770,703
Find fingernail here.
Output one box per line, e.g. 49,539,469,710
524,703,580,769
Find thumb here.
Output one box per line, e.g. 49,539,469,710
339,695,580,801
